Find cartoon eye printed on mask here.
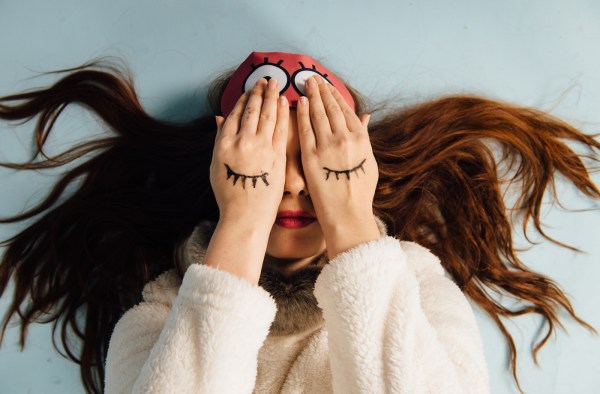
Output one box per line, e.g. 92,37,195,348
242,58,291,95
290,62,333,96
221,51,355,119
242,57,333,97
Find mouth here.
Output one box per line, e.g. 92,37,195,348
275,217,316,229
275,210,316,229
276,210,315,219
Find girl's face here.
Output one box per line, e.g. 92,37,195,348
263,109,327,276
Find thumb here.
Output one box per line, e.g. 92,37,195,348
215,115,224,132
360,114,371,128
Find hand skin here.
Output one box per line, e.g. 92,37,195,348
205,76,287,285
298,75,381,260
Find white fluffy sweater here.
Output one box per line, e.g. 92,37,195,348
104,216,490,393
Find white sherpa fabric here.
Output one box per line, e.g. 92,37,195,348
104,215,490,393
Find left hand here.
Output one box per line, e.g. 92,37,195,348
296,75,378,232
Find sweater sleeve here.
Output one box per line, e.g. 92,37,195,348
104,263,278,394
313,235,490,394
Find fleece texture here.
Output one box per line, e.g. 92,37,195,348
104,215,490,393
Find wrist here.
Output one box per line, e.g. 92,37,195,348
323,213,381,260
219,214,275,234
218,213,275,233
202,217,273,285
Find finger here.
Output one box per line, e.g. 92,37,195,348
317,76,347,134
305,75,332,142
273,95,289,156
215,116,224,134
239,77,268,135
327,83,364,133
297,95,316,152
214,116,223,146
220,92,250,138
257,78,280,137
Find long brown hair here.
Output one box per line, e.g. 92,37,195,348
0,57,598,393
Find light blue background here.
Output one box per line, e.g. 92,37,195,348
1,1,599,393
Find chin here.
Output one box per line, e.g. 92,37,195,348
266,224,326,259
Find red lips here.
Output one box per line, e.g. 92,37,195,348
275,210,316,229
276,210,315,219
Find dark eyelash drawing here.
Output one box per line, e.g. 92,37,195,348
224,163,270,189
250,57,284,70
323,158,367,180
297,62,329,79
291,62,333,96
242,57,291,94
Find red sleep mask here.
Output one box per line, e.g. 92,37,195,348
220,51,356,118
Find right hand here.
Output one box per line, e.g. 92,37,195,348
210,77,289,225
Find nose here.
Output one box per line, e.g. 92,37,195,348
284,156,309,197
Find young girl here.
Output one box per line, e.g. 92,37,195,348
0,51,598,393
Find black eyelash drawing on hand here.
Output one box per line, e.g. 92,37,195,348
224,163,270,189
323,158,367,180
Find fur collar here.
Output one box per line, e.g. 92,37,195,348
175,215,389,336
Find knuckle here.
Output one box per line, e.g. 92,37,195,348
325,103,341,114
245,105,257,115
341,106,354,117
274,125,287,136
359,131,371,141
355,133,367,144
333,137,349,149
252,83,265,95
242,107,256,121
214,138,231,156
235,138,257,153
264,87,278,99
318,140,331,151
312,109,328,121
298,124,313,135
259,111,273,123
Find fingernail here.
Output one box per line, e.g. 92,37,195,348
306,77,315,87
316,76,323,84
300,96,308,105
269,78,278,89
